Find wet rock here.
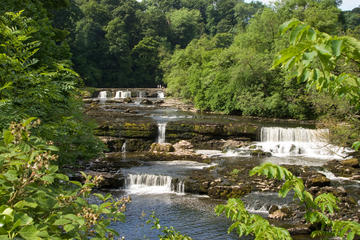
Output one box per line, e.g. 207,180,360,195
140,99,153,105
98,136,125,152
341,158,359,168
305,174,330,188
150,143,175,153
72,171,125,189
250,149,272,157
123,97,132,103
208,184,251,199
288,224,311,235
154,100,164,105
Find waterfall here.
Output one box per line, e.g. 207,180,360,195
98,91,107,99
121,141,127,153
114,91,122,99
260,127,329,142
121,91,132,98
157,123,167,143
138,91,145,98
257,127,351,159
125,174,184,194
157,91,165,99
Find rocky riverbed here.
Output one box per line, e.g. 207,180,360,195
77,90,360,237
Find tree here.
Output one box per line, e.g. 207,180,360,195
0,11,103,164
168,8,203,48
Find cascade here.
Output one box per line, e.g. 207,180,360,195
260,127,329,142
157,123,167,143
257,127,350,159
138,91,145,98
98,91,107,99
157,91,165,99
114,91,122,99
125,174,184,194
121,91,132,98
121,141,127,153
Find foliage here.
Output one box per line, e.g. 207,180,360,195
215,199,292,240
0,119,130,239
147,213,192,240
163,8,315,119
0,11,104,165
249,163,360,239
273,18,360,110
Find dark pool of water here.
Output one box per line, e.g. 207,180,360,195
110,192,242,240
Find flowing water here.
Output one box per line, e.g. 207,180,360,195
88,94,357,239
157,123,167,143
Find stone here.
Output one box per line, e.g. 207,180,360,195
150,143,175,153
288,224,311,235
305,174,330,188
268,209,287,219
341,158,359,168
269,205,279,214
173,140,194,150
140,99,153,105
123,97,132,103
250,149,272,157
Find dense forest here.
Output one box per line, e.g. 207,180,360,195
52,0,359,120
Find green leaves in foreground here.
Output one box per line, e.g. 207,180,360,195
215,199,291,240
249,163,359,239
0,119,130,239
273,18,360,109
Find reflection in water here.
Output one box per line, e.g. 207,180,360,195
111,193,240,240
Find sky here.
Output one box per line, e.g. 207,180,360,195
245,0,359,11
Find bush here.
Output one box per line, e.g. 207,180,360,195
0,119,129,239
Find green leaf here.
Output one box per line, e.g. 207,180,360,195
330,39,343,57
22,117,37,128
14,201,38,209
3,130,14,145
18,225,41,240
53,219,71,226
64,224,75,232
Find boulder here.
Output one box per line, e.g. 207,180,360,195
208,184,251,199
250,149,272,157
341,158,359,168
150,143,175,153
140,99,153,105
305,174,331,188
173,140,193,150
268,209,287,219
123,97,132,103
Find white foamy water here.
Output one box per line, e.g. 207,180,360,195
157,160,217,169
125,174,184,195
157,91,165,99
114,91,132,99
98,91,107,99
256,127,352,160
195,150,247,158
157,123,167,143
318,170,360,183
